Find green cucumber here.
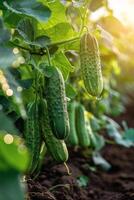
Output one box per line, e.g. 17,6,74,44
67,102,78,146
39,99,68,163
24,101,42,174
80,33,103,97
75,104,90,148
45,67,70,139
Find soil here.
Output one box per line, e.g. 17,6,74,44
27,104,134,200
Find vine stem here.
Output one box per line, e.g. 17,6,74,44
45,47,51,66
79,7,89,37
10,36,80,56
64,162,71,175
10,42,43,55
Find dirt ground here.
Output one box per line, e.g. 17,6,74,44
27,104,134,200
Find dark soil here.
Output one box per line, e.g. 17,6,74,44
27,104,134,200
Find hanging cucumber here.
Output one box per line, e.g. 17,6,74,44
24,101,42,174
45,66,70,139
39,99,68,163
80,32,103,97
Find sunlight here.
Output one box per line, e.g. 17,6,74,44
108,0,134,26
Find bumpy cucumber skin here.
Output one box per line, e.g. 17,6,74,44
39,99,68,163
67,102,79,146
80,33,103,97
45,67,70,139
24,102,42,173
75,104,90,148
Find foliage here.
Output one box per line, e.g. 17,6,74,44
0,0,134,199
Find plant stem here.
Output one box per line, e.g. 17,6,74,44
45,47,51,66
10,42,44,55
10,36,80,56
49,184,70,191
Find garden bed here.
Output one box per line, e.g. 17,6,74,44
27,104,134,200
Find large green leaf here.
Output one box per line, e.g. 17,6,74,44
44,22,76,43
40,0,67,29
0,133,30,172
2,0,51,22
0,171,24,200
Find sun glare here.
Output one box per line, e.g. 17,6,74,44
108,0,134,26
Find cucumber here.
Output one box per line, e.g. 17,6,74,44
24,101,42,174
75,104,90,148
85,118,97,148
67,102,78,146
39,99,68,163
45,67,70,139
80,33,103,97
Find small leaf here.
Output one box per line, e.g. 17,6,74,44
93,133,105,151
92,152,111,171
77,175,89,187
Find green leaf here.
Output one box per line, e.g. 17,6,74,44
0,17,10,44
0,133,30,172
0,46,16,68
52,51,74,80
90,117,101,131
44,22,76,43
92,152,111,171
40,0,67,29
93,133,105,151
65,83,77,99
3,11,22,27
77,175,89,187
34,35,51,47
106,117,133,147
2,0,51,22
18,79,33,89
0,111,19,134
123,128,134,143
17,18,35,42
0,171,24,200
